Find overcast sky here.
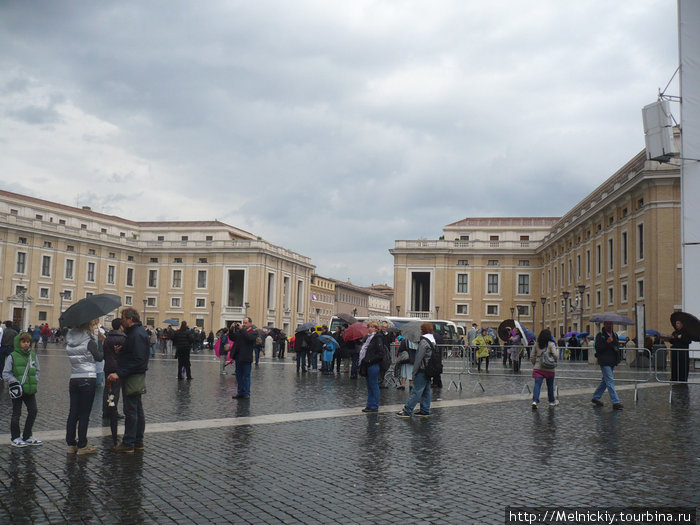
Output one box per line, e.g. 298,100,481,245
0,1,679,287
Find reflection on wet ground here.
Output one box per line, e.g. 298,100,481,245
0,349,698,523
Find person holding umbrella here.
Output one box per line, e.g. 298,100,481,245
591,321,623,410
65,318,103,455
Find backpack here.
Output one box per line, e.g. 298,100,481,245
422,337,443,379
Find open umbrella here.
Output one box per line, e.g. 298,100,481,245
513,320,528,344
484,327,498,341
564,331,579,339
163,319,179,326
336,312,358,325
645,329,661,338
397,320,423,343
498,319,516,342
577,332,590,339
59,293,121,329
523,328,536,344
318,334,339,352
295,321,316,334
590,312,634,325
342,322,369,342
670,311,700,341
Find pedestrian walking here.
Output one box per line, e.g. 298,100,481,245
530,329,558,409
396,322,435,418
172,321,194,380
591,321,623,410
473,328,492,372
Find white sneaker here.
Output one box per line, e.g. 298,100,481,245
531,402,538,410
549,400,560,407
11,437,28,448
23,436,43,446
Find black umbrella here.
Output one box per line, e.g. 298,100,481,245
590,312,634,325
59,293,122,329
670,311,700,341
296,321,316,333
336,312,357,325
498,319,516,342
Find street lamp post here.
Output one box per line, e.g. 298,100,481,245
315,308,320,324
19,287,27,332
562,291,570,337
142,299,147,326
577,285,586,333
435,306,440,318
396,306,400,316
540,297,546,330
244,302,250,319
210,301,215,333
531,300,537,333
510,306,515,320
59,291,66,322
516,305,522,324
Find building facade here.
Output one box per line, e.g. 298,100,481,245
0,190,315,334
310,274,336,325
391,149,681,339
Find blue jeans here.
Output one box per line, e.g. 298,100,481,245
254,347,261,365
365,363,380,410
311,351,319,369
236,361,252,397
533,376,555,403
66,378,96,448
593,365,620,404
404,371,431,415
122,389,145,447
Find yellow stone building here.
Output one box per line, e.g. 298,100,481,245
391,149,680,339
0,190,315,334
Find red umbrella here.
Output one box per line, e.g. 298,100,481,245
342,322,368,342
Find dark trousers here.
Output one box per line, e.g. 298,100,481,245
122,388,145,447
11,393,37,441
177,350,192,379
671,349,690,382
333,354,342,373
350,353,359,378
296,351,307,372
103,382,122,445
477,356,489,372
66,378,96,448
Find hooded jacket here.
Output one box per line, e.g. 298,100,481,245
65,329,103,379
2,335,40,395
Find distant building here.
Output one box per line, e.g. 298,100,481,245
391,148,680,337
0,189,314,334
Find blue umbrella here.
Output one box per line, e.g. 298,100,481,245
577,332,590,339
523,328,536,344
645,329,661,337
318,334,339,351
564,331,579,339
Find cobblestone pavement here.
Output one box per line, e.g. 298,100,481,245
0,346,698,524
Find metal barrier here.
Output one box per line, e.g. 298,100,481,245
652,347,700,402
440,344,654,403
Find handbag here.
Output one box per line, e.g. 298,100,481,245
396,350,410,364
540,347,557,369
124,373,147,396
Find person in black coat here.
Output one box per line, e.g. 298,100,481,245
669,319,692,382
230,317,257,398
172,321,194,380
102,318,126,445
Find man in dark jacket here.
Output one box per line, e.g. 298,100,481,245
230,317,257,399
1,321,18,367
172,321,194,380
108,307,150,452
591,321,623,410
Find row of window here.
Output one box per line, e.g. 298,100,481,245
455,273,530,295
544,225,644,291
14,252,210,289
456,259,530,267
453,304,532,317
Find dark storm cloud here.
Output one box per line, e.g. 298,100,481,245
0,1,679,285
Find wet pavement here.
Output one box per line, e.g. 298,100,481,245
0,345,699,524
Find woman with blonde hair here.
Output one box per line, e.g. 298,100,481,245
65,318,103,454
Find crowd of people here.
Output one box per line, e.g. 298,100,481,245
1,311,696,451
